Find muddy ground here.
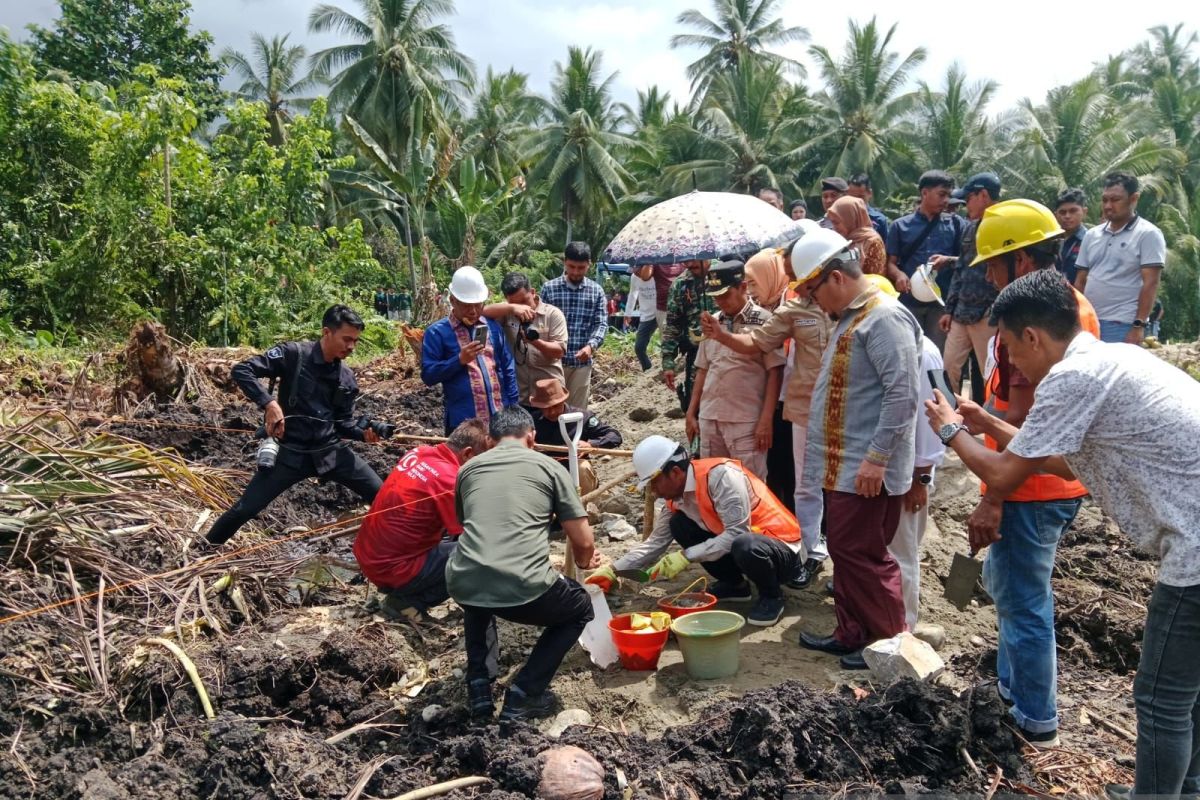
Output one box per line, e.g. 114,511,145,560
0,342,1150,798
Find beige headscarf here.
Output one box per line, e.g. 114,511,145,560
827,196,877,250
744,248,790,310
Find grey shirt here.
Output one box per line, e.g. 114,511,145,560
1076,215,1166,323
1008,333,1200,587
803,287,922,496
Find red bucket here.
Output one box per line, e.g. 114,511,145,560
608,613,670,670
657,592,718,619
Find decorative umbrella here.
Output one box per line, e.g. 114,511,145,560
604,190,805,265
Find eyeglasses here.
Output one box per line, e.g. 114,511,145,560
807,269,834,295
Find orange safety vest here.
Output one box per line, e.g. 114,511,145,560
982,288,1098,502
667,458,801,543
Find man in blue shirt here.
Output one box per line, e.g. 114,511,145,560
1053,188,1088,287
848,174,890,241
885,170,966,349
540,241,608,408
421,266,519,434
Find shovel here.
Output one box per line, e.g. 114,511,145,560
558,411,585,580
943,549,983,611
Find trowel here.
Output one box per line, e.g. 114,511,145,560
614,567,651,583
943,548,983,611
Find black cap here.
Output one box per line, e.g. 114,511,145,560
948,190,967,205
704,259,746,296
821,176,849,193
959,172,1001,198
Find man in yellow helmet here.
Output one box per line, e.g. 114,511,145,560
928,199,1099,749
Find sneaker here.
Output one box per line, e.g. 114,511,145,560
379,594,429,624
709,580,753,602
785,558,825,591
747,595,785,626
498,687,560,723
1018,726,1060,749
467,679,494,718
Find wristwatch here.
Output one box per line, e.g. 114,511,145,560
938,422,967,446
1132,319,1146,328
917,473,933,486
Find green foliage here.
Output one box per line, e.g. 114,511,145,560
28,0,222,118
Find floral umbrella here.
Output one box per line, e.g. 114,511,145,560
604,190,805,265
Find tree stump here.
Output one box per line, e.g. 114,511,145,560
121,321,183,401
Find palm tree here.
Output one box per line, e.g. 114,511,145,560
618,86,673,131
461,68,546,185
220,33,315,146
913,63,997,172
523,46,636,245
800,18,927,197
669,0,808,93
308,0,474,158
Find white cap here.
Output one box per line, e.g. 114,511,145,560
633,435,684,490
449,266,489,304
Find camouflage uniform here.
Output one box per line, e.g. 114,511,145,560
660,269,716,412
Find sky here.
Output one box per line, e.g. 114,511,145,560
1,0,1194,114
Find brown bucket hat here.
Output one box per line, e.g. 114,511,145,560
528,378,569,409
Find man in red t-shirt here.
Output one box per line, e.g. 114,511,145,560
354,419,490,620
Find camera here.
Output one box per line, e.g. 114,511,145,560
355,417,396,440
520,322,540,341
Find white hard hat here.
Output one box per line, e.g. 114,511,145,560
791,228,852,285
794,218,821,237
633,435,683,490
449,266,489,304
911,262,944,305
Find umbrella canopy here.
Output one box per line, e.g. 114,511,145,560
604,191,805,265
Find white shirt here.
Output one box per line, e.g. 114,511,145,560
625,271,658,322
1008,333,1200,586
914,336,947,471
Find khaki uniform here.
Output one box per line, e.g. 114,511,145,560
502,301,569,403
749,296,832,427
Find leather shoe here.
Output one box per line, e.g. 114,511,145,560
798,631,855,655
839,650,869,670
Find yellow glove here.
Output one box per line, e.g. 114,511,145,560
584,564,617,593
649,551,690,581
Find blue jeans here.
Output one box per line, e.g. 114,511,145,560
983,498,1081,734
1100,320,1134,343
385,539,455,612
633,317,657,371
1134,582,1200,797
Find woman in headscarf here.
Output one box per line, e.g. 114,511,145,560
743,248,795,513
826,196,887,275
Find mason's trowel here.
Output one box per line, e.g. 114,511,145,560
944,549,984,611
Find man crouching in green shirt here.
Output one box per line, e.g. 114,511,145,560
447,405,603,722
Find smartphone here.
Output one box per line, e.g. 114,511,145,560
927,369,958,409
473,324,489,347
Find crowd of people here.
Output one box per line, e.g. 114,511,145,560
204,168,1197,798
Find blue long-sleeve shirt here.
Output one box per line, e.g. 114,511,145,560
421,316,518,433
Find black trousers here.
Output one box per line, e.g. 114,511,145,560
676,348,698,412
765,402,795,514
634,317,657,371
461,576,593,697
669,513,801,599
206,446,382,545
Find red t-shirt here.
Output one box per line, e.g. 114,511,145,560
653,264,686,311
353,443,462,589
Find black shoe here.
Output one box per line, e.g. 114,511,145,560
747,595,785,627
785,558,825,591
1104,785,1131,800
498,688,560,722
798,631,856,655
710,580,753,602
824,579,835,597
839,650,869,670
467,679,494,718
1018,726,1060,749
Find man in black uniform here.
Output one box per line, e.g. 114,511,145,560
205,305,386,546
526,378,622,495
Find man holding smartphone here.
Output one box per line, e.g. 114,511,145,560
421,266,519,433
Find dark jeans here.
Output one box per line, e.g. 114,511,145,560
461,576,592,697
1134,582,1200,797
676,348,698,412
206,446,382,544
634,317,657,371
765,402,795,514
383,539,455,612
669,513,800,598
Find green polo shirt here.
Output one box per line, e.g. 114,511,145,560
446,439,587,608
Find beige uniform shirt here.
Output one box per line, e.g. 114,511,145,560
749,296,832,425
502,300,569,402
695,300,785,423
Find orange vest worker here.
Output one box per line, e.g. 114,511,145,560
668,458,801,542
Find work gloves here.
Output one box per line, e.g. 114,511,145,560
584,564,617,593
649,551,690,581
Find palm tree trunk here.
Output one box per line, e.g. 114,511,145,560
564,197,573,246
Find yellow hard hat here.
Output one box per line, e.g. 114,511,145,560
864,274,899,299
971,199,1064,266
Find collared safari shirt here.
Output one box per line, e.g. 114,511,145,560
501,299,568,402
540,274,608,366
802,287,922,496
696,299,786,424
1076,215,1167,322
661,270,717,373
748,296,833,425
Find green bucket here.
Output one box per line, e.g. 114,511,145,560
670,610,746,680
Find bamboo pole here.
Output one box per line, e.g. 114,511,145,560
579,467,638,504
389,431,635,459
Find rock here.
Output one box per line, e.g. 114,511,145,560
586,502,602,524
598,493,630,516
543,708,593,740
664,407,686,419
629,407,658,422
912,623,946,651
969,634,986,647
601,515,637,542
420,704,445,722
862,632,945,683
